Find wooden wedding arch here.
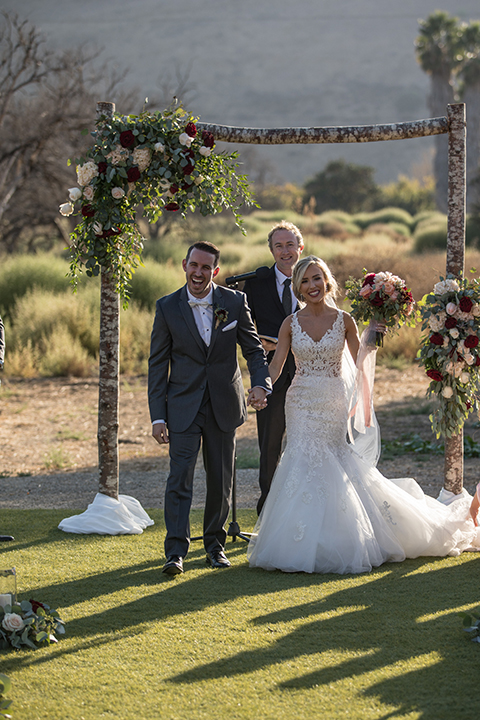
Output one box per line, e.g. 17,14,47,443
95,101,467,502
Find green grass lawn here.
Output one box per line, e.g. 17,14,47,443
1,509,479,719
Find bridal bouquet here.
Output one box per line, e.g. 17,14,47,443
345,270,416,346
0,599,65,650
418,274,480,438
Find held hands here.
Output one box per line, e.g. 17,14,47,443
261,338,277,353
247,387,267,411
152,422,169,445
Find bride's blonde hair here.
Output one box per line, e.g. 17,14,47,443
292,256,338,302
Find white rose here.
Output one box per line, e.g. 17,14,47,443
460,371,470,384
111,187,125,200
154,142,165,153
446,302,458,316
179,132,193,147
83,186,94,200
194,175,204,185
59,202,74,217
199,146,212,157
2,613,25,632
76,161,98,187
449,328,460,339
93,222,103,236
472,304,480,317
68,187,82,202
465,353,475,366
442,386,454,399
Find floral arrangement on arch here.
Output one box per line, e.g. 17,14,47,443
345,270,416,346
59,105,254,296
418,274,480,438
0,599,65,650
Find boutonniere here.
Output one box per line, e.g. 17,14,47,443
214,306,229,329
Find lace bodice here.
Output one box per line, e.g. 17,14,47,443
290,310,345,377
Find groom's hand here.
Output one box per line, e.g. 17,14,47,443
152,422,169,444
247,387,267,411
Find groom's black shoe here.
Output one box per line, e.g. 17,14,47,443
162,556,183,575
0,535,14,541
206,550,231,569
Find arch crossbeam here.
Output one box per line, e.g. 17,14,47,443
197,117,449,145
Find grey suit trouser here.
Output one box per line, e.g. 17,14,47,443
164,392,235,559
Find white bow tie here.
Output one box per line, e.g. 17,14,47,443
188,300,211,308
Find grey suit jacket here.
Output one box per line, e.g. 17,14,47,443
0,315,4,364
148,284,271,433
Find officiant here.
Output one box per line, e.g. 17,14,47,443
148,241,271,575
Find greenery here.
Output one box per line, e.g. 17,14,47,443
303,159,380,214
459,608,480,643
381,432,480,461
0,674,12,719
1,509,480,719
0,600,65,650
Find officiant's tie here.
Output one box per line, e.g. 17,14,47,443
282,278,292,316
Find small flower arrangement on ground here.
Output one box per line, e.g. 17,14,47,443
459,609,480,642
60,103,255,297
0,599,65,650
345,270,416,346
418,274,480,438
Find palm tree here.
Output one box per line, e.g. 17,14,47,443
457,22,480,210
415,12,463,212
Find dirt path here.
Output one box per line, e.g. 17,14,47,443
1,365,479,510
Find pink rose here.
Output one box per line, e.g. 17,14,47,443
2,613,25,632
359,285,373,298
383,281,395,295
446,302,458,316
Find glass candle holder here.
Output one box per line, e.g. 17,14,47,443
0,568,17,608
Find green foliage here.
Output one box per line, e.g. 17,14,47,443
413,221,447,252
375,175,435,216
458,609,480,642
412,210,447,231
128,259,184,310
303,159,380,214
0,599,65,650
381,431,480,460
354,207,415,229
0,674,12,719
254,183,303,211
466,214,480,247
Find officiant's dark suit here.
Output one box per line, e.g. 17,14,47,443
148,242,271,574
243,222,304,514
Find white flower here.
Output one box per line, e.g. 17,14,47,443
434,278,460,295
111,187,125,200
93,222,103,236
442,386,454,399
443,336,450,348
199,146,212,157
428,312,446,332
449,328,460,339
83,186,94,201
460,371,470,384
2,613,25,632
158,179,170,191
132,147,152,172
68,187,82,202
446,302,458,316
106,145,129,166
76,161,99,187
179,132,193,147
154,142,165,153
194,175,204,185
465,353,475,366
59,202,74,217
473,304,480,317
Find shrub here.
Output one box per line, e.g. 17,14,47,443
0,254,72,320
129,259,184,310
466,214,480,247
413,221,448,252
375,175,435,216
411,210,446,232
364,207,414,228
119,303,153,375
39,324,94,377
303,159,380,213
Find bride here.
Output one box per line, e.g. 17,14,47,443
247,256,480,574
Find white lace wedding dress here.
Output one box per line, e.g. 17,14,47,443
247,311,479,574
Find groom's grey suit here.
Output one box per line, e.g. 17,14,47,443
148,283,271,559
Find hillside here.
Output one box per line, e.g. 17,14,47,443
2,0,480,185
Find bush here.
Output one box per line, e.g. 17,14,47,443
0,254,72,320
466,214,480,247
411,210,446,232
413,221,447,252
303,159,380,213
129,259,184,310
363,207,415,228
38,324,94,377
375,175,435,216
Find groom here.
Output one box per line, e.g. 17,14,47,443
148,241,271,575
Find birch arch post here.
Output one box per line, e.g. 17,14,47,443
197,102,467,495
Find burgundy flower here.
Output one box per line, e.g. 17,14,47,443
81,204,95,217
476,355,480,366
370,294,384,307
185,122,197,138
466,401,472,410
426,369,443,382
169,184,179,195
29,599,46,613
362,273,376,287
102,228,121,238
444,317,457,329
127,166,141,182
464,335,479,349
182,182,192,191
183,163,194,176
184,149,195,160
202,130,215,148
119,130,135,148
459,296,473,313
430,333,444,346
165,202,180,212
97,161,107,175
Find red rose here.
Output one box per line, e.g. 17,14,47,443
464,335,479,348
119,130,135,148
202,130,215,148
426,369,443,382
165,202,180,212
185,122,197,138
445,317,457,329
184,149,195,160
459,296,473,313
430,333,444,346
81,204,95,217
29,599,46,613
476,355,480,366
183,163,194,176
127,166,141,182
102,228,121,238
466,401,472,409
362,273,376,287
97,161,107,175
182,181,192,191
370,294,384,307
169,184,179,194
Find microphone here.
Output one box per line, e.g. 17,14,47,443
225,266,270,286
